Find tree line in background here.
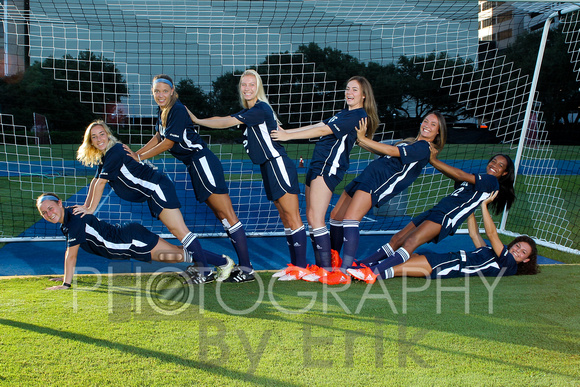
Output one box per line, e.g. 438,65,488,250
0,25,578,143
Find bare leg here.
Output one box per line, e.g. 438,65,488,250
305,176,333,229
158,208,191,241
151,238,184,263
205,193,239,225
392,254,433,277
329,190,352,222
274,192,303,230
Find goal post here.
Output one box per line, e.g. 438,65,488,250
0,1,578,255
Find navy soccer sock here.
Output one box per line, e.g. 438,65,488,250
308,226,321,266
225,221,252,271
329,219,344,253
312,226,331,269
341,219,360,269
358,242,394,266
372,248,410,277
288,225,307,268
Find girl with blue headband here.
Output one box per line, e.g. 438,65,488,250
37,193,229,289
124,74,254,283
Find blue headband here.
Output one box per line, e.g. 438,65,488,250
39,195,60,204
153,78,173,88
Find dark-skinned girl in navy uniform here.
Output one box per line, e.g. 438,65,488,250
37,193,217,289
123,74,253,283
325,111,447,284
187,69,307,275
354,151,517,278
271,76,380,283
348,191,538,283
74,120,234,284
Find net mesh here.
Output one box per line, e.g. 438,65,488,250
0,0,578,252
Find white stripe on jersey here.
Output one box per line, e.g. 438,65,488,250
324,135,347,176
258,121,281,159
444,191,491,229
377,161,418,202
199,156,216,187
438,264,460,276
274,156,291,186
85,224,148,251
183,128,204,151
120,164,167,202
461,261,500,274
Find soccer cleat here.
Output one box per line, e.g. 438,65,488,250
302,265,330,282
278,265,311,281
272,264,298,278
319,269,351,285
347,264,377,284
223,266,256,283
331,249,342,269
181,265,199,284
183,269,216,284
216,255,235,282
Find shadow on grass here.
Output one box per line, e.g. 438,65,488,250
0,317,301,386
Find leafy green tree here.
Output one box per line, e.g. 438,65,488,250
175,78,212,118
504,25,580,124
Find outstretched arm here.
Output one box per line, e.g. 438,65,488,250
429,150,476,184
125,138,174,162
355,118,401,157
74,178,107,216
46,245,79,290
481,191,504,256
187,107,242,129
467,213,486,249
271,123,332,141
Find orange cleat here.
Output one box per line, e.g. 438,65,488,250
347,264,377,284
330,249,342,269
319,269,351,285
302,265,330,282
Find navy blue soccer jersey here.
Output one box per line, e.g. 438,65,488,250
437,173,498,228
96,143,166,203
60,207,157,261
231,100,289,165
309,108,367,179
347,140,430,206
426,245,518,278
156,100,206,162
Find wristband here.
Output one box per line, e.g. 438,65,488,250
62,282,71,288
138,154,142,162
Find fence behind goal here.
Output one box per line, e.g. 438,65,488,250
0,0,578,254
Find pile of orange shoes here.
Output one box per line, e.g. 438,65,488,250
273,249,356,285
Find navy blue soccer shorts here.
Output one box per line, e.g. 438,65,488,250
185,147,229,203
147,174,182,219
260,155,300,201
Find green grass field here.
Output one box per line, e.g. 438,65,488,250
0,267,579,386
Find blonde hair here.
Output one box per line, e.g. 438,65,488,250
152,74,179,128
238,69,281,125
347,76,380,139
77,119,119,167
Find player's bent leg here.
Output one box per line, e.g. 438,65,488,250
151,238,185,263
329,190,353,222
392,254,433,278
400,220,442,255
205,193,239,225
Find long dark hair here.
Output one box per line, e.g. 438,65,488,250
509,236,539,275
489,153,516,215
